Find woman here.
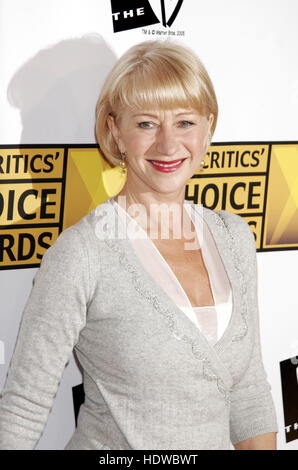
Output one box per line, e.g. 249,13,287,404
0,40,278,450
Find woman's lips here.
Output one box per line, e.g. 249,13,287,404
148,158,186,173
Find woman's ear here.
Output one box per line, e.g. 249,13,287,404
208,113,214,133
107,114,119,142
107,114,125,153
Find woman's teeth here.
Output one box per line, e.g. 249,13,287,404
150,160,183,167
148,158,186,173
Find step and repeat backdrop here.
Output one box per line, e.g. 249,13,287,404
0,0,298,449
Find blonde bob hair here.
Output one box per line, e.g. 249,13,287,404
95,40,218,167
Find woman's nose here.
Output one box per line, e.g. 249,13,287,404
155,126,178,156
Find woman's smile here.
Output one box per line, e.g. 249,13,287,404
148,157,187,172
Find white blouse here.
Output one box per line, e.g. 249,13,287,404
110,198,232,346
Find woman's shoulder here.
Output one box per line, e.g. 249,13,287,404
215,209,255,248
199,207,258,282
42,198,113,265
197,205,255,243
191,204,257,262
215,208,254,238
55,198,113,246
36,201,114,291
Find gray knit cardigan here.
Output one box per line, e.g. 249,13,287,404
0,198,279,449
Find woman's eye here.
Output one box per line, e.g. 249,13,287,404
138,121,154,129
179,120,195,128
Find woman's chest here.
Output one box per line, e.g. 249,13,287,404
151,238,215,308
79,238,255,387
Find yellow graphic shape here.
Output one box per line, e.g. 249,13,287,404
265,145,298,246
63,148,126,229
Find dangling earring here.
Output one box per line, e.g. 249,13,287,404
199,160,205,172
119,152,127,174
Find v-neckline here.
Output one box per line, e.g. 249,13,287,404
106,196,240,357
111,197,217,312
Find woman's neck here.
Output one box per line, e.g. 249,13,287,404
113,189,192,241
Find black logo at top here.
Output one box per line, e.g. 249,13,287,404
110,0,184,33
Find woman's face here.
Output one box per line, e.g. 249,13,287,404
107,107,213,196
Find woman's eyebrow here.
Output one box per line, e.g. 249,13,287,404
132,113,158,118
132,111,197,118
176,111,198,116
